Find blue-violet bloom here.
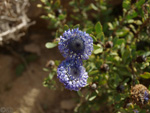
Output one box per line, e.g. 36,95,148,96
58,28,93,60
57,59,88,91
133,110,139,113
144,91,149,104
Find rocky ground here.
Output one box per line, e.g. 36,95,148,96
0,1,77,113
0,25,77,113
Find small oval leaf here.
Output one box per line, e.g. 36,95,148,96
140,72,150,79
45,42,57,49
89,95,96,101
95,21,102,34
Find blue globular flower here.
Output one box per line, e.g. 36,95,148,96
57,59,88,91
144,91,149,104
133,110,139,113
58,28,93,60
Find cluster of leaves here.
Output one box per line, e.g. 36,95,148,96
41,0,150,112
37,0,111,37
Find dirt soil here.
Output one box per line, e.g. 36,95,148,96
0,1,77,113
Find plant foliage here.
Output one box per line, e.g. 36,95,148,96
39,0,150,112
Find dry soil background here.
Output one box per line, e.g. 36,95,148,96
0,1,77,113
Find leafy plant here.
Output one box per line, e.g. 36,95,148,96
41,0,150,112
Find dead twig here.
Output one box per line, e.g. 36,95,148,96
0,0,35,45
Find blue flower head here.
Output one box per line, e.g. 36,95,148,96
144,91,149,104
57,58,88,91
58,28,93,60
133,110,139,113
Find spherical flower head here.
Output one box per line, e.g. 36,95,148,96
58,28,93,60
133,110,139,113
144,91,149,104
131,84,149,106
57,58,88,91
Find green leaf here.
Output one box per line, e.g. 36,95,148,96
58,14,66,20
96,33,105,43
49,72,55,80
45,42,57,49
141,62,149,69
90,34,97,42
90,3,98,10
108,22,114,30
94,49,103,54
54,60,60,66
43,68,49,72
122,78,130,84
135,0,145,9
41,15,49,20
95,22,103,34
143,51,150,57
48,13,55,19
95,22,105,42
85,92,91,100
122,0,131,10
55,30,59,38
89,70,99,75
70,14,80,20
134,20,142,25
87,77,93,84
77,91,83,97
115,39,125,46
93,44,103,54
126,11,138,20
64,24,69,31
73,24,80,29
147,57,150,62
86,27,93,34
89,95,96,101
140,72,150,79
126,19,134,23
